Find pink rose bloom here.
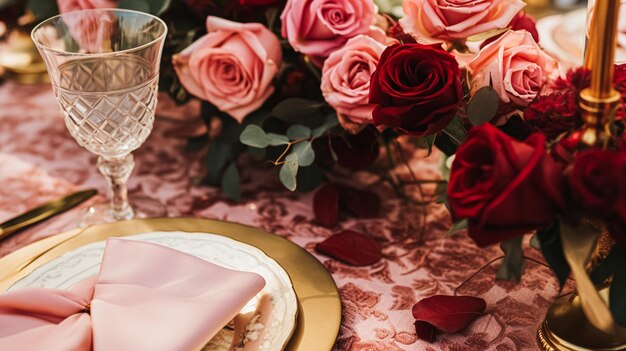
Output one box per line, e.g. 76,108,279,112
399,0,525,42
281,0,376,65
321,34,388,133
57,0,118,53
469,30,560,107
173,17,282,122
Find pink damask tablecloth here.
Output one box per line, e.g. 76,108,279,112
0,80,567,351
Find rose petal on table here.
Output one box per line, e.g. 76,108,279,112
313,183,340,227
412,295,486,334
337,184,381,218
414,320,436,342
315,230,382,266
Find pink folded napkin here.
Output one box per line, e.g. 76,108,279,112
0,238,266,351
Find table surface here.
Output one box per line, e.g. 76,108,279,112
0,80,569,351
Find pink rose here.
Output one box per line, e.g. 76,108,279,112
173,17,282,122
280,0,376,65
57,0,118,53
321,34,388,133
469,30,560,107
399,0,525,42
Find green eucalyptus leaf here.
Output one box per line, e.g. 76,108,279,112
279,153,298,191
240,125,269,148
292,141,315,166
446,219,467,236
312,114,339,137
267,133,290,146
466,28,509,42
287,125,311,140
496,236,525,282
530,234,541,250
442,116,467,145
221,162,241,202
538,222,570,287
467,86,500,126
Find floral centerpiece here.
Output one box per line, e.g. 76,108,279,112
6,0,626,345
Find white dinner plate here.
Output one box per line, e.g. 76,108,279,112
8,231,298,351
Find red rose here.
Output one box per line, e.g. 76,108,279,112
369,44,464,137
481,12,539,48
524,91,582,140
447,124,564,246
569,149,621,217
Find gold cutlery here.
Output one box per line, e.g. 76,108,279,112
0,189,97,241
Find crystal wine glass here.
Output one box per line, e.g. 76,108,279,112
31,9,167,224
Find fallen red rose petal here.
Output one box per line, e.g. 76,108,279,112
313,183,340,227
412,295,486,334
337,184,381,218
414,321,436,342
315,230,382,266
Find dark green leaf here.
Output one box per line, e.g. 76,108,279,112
530,234,541,250
271,98,325,124
496,236,525,282
240,125,269,148
205,142,232,185
27,0,59,19
467,87,500,126
434,133,459,156
279,153,298,191
221,163,241,202
118,0,171,14
446,219,468,236
296,164,325,192
247,146,266,160
538,222,570,287
267,133,290,146
442,116,467,145
292,141,315,166
287,124,311,140
591,245,626,286
0,0,18,10
118,0,151,13
611,264,626,327
185,135,208,152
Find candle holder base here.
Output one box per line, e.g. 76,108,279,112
538,290,626,351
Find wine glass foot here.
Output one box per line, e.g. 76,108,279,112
79,195,167,227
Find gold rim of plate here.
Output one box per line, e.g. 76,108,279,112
0,218,342,351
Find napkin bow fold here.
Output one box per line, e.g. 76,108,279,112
0,238,266,351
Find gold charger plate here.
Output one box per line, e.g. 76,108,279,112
0,218,342,351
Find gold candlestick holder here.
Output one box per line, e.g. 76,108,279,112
538,0,626,349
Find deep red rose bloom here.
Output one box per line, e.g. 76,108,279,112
552,68,591,92
482,12,539,48
524,91,582,140
369,43,464,137
447,124,564,246
569,149,621,217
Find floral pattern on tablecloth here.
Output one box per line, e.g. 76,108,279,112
0,81,567,350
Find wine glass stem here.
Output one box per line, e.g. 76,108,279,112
97,154,134,220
